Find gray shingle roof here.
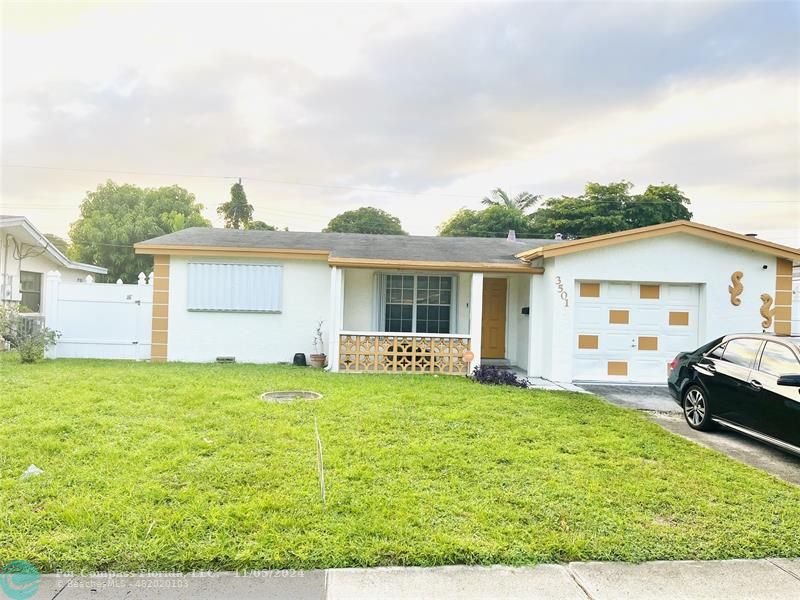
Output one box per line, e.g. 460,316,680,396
137,228,557,265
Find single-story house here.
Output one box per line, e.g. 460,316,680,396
0,215,107,314
134,220,799,383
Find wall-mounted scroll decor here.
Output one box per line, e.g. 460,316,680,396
728,271,743,306
554,276,569,307
760,293,775,329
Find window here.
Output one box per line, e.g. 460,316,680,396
19,271,42,312
708,343,726,359
187,263,282,312
758,342,800,377
721,338,762,369
382,274,453,334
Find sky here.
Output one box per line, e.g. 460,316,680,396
1,1,799,245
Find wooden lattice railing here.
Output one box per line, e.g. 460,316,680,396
338,332,471,374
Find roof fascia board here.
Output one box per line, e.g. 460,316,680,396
134,244,331,259
135,244,543,273
2,217,107,274
329,257,542,273
515,221,800,262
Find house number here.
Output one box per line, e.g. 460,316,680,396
554,276,569,307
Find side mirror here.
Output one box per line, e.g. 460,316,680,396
777,374,800,387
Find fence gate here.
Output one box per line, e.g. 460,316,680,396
44,271,153,360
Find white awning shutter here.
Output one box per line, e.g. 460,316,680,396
187,263,282,312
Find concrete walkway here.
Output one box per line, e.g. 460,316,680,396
28,559,800,599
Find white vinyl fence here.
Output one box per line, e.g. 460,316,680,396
44,271,153,360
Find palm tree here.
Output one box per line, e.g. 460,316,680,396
481,188,540,213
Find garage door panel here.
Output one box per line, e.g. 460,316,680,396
574,357,605,380
664,284,697,302
607,283,634,299
631,357,669,381
574,279,699,383
605,333,635,352
576,305,604,323
632,307,662,328
661,332,696,353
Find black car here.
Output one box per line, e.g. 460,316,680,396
668,333,800,456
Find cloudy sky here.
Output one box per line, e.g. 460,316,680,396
2,1,798,245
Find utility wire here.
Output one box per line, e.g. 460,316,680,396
4,162,797,204
2,163,479,200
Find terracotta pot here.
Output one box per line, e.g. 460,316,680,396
309,353,327,368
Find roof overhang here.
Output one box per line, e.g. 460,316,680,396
135,243,542,273
328,256,542,273
0,216,108,274
515,220,800,263
135,243,330,260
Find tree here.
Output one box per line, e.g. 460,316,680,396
438,205,540,238
246,220,276,231
481,188,540,212
626,184,692,228
69,180,210,282
529,181,692,238
323,207,406,235
217,181,253,229
44,233,70,255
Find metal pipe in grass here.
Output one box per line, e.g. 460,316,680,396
314,416,326,507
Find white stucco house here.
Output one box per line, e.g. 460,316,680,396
134,220,799,384
0,215,107,314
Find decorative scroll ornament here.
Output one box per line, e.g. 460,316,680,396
728,271,743,306
760,294,775,329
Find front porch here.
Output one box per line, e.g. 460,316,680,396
327,267,542,375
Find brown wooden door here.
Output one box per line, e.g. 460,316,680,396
481,278,507,358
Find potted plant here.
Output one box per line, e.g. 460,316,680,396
309,320,327,368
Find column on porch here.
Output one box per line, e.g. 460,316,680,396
527,273,545,377
328,266,344,372
469,272,484,370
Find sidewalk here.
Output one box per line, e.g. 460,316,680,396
26,559,800,600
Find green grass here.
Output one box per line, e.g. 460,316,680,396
1,355,799,572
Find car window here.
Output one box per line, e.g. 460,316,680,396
708,343,726,359
721,338,762,369
758,342,800,377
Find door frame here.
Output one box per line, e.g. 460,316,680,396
481,276,509,359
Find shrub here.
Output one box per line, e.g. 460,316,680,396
0,305,60,363
470,365,529,388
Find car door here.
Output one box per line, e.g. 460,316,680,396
698,337,763,426
751,341,800,447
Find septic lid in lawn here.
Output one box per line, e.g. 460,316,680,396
261,390,323,403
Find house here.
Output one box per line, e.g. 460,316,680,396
0,215,107,314
133,220,799,384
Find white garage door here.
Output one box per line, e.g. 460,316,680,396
573,281,699,383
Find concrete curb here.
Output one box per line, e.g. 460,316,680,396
26,559,800,599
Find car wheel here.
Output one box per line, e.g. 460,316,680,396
683,385,714,431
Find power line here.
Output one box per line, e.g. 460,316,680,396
4,162,797,204
1,163,479,200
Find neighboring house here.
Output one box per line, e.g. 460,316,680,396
134,220,799,384
0,215,107,314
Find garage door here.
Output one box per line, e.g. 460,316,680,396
573,281,699,383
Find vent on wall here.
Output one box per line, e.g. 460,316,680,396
216,356,236,363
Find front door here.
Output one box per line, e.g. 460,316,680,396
481,278,507,359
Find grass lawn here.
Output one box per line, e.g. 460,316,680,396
1,355,799,573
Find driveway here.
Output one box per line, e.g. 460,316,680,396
583,384,800,486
